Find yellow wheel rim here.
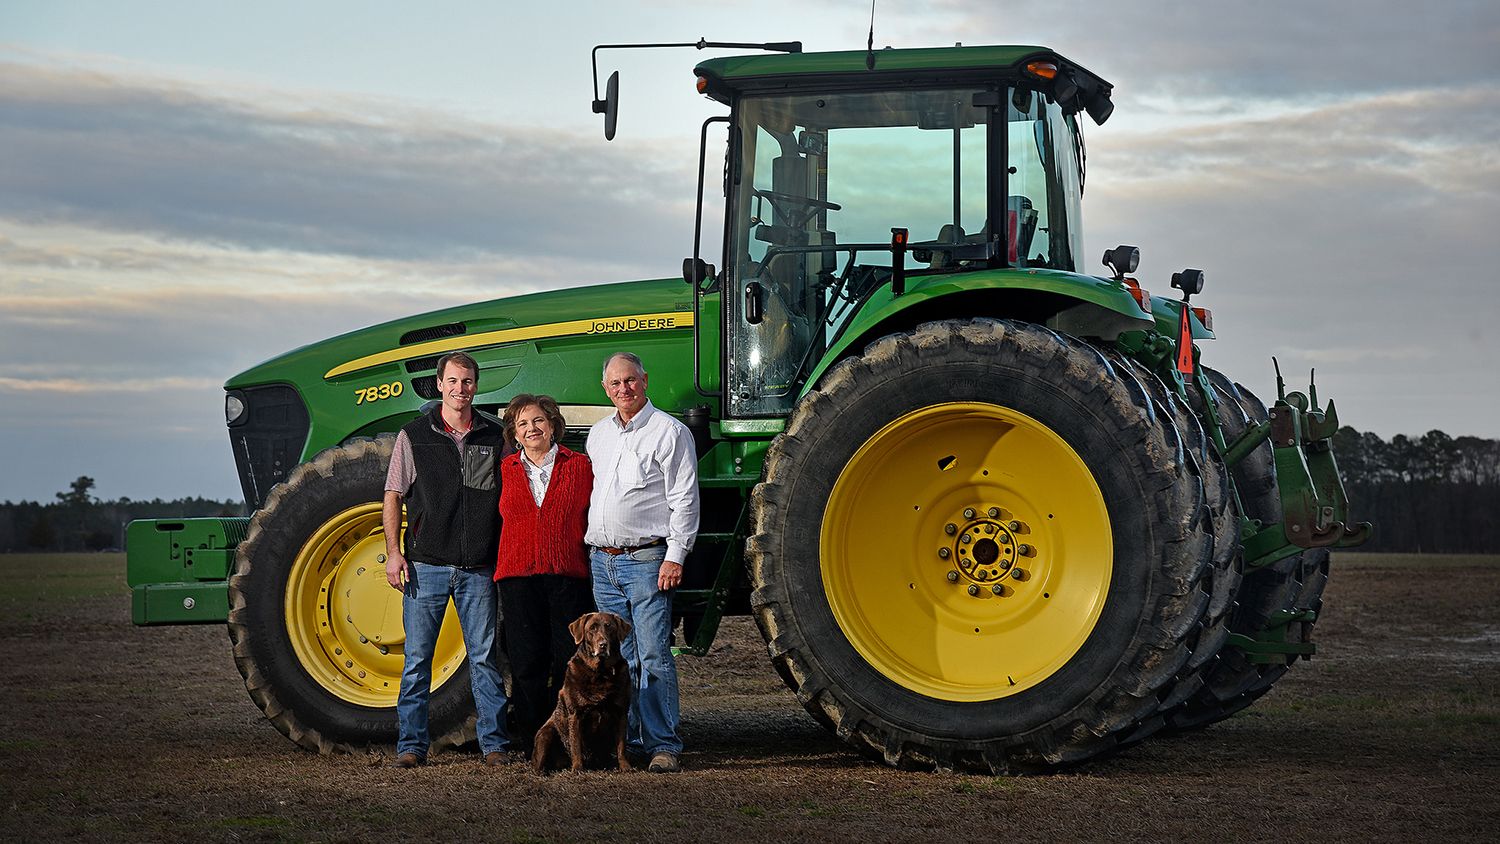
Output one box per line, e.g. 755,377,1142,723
284,503,466,707
821,402,1112,701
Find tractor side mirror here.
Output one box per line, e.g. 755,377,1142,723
682,257,717,288
592,71,620,141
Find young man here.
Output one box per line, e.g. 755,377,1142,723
585,351,700,773
382,351,516,767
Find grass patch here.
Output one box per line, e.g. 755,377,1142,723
0,553,127,606
737,804,765,818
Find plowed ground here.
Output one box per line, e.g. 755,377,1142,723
3,553,1496,842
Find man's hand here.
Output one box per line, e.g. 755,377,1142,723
657,560,683,591
385,550,410,590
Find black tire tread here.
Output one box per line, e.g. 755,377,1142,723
749,319,1214,773
228,436,476,753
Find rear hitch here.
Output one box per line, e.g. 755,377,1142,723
1237,360,1373,568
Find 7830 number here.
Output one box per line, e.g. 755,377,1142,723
355,381,404,405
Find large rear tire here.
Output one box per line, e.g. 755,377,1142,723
748,319,1214,772
1166,369,1331,729
228,437,476,752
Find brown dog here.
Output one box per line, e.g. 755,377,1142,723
532,611,633,773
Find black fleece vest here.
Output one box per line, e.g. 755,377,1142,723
401,406,506,568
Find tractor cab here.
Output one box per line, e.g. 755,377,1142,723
691,46,1112,416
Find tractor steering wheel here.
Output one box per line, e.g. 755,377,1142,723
753,189,842,229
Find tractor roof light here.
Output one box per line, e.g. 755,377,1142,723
1171,268,1206,297
1025,60,1059,80
1102,244,1140,280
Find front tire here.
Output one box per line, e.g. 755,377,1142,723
749,319,1214,772
228,437,476,752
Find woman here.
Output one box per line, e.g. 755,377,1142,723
494,393,595,754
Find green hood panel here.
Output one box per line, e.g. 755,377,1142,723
227,277,699,461
801,268,1152,390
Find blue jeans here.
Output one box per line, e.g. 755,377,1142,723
397,561,509,758
590,545,682,757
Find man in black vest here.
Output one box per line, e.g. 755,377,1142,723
382,351,516,767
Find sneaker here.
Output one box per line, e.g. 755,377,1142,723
389,752,425,769
647,751,681,773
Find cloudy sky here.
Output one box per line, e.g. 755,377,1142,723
2,0,1496,502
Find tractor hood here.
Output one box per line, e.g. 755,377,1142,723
224,276,700,483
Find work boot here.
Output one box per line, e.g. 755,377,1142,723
484,750,528,767
647,751,681,773
389,752,425,769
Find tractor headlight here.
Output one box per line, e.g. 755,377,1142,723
225,392,247,426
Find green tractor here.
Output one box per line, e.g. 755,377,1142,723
126,40,1369,772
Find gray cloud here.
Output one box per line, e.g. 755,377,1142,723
0,61,700,265
927,0,1500,101
1081,84,1500,440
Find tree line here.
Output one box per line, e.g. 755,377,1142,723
0,477,245,553
1331,428,1499,553
1,428,1495,553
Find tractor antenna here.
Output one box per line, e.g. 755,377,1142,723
865,0,877,70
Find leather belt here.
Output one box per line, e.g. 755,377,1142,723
595,537,664,556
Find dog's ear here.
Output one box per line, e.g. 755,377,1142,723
568,613,589,644
611,613,632,640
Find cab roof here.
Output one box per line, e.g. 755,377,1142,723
694,44,1114,123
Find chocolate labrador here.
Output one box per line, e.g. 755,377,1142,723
532,611,633,773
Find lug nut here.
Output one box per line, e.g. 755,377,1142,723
1011,569,1026,581
377,554,387,563
961,534,972,544
976,569,988,581
967,585,980,596
964,508,976,520
991,584,1004,595
987,507,1000,518
1018,543,1033,556
946,571,959,583
938,547,951,559
945,523,957,535
999,534,1011,545
1007,520,1022,531
984,524,995,534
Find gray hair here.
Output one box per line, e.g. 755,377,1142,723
601,351,645,380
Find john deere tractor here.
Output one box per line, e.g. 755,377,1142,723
126,40,1368,772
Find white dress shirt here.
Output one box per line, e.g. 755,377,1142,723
519,443,558,507
584,400,700,563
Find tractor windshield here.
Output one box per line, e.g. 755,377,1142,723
725,86,1084,417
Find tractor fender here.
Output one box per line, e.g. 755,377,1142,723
802,269,1153,392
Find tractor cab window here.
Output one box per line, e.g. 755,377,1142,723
727,88,990,417
1006,89,1084,271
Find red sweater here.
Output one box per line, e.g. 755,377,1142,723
495,445,593,580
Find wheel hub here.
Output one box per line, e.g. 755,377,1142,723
945,509,1033,594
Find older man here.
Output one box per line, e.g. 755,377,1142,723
382,351,516,768
585,351,700,773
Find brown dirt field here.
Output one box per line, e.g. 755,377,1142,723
3,552,1497,842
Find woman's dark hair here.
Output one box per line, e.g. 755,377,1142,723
502,393,567,449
